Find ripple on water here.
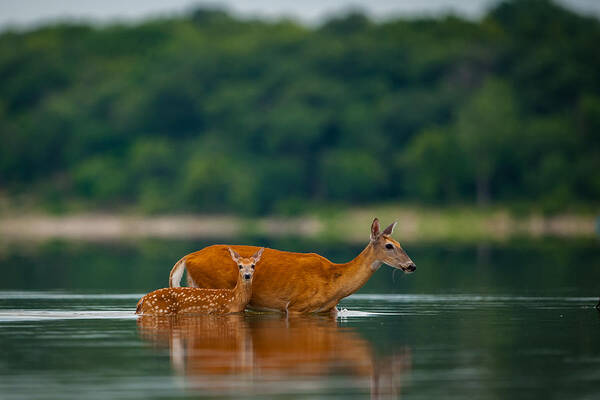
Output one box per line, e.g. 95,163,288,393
0,291,595,322
0,310,136,322
0,291,144,300
349,294,598,303
338,293,599,316
336,308,387,318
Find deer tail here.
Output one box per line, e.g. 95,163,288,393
169,257,186,288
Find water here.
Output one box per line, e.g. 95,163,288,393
0,239,599,399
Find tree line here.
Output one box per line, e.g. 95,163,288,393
1,0,599,214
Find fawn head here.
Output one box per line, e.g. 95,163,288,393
228,247,264,282
370,218,416,273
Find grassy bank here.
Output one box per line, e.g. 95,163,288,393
0,205,596,243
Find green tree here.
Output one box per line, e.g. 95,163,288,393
1,1,599,214
455,78,519,205
319,150,387,201
401,128,468,203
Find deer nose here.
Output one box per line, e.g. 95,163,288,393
406,263,416,272
244,273,252,280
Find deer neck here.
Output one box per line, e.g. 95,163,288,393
233,277,253,306
334,242,382,299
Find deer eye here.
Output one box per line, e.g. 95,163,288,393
238,265,243,269
251,264,255,269
385,243,394,250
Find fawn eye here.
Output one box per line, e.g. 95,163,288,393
238,265,243,269
385,243,394,250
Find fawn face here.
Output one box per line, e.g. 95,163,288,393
228,247,264,282
370,218,416,273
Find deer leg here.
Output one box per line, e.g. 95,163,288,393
328,307,338,318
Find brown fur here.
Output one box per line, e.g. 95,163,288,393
169,219,415,314
138,248,262,315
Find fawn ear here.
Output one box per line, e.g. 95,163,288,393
370,218,380,242
228,248,241,263
252,247,264,263
382,221,397,236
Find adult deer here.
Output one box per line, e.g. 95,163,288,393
169,218,416,314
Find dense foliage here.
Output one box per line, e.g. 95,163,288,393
1,0,599,214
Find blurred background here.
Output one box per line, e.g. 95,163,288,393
1,0,599,215
0,0,599,289
1,3,599,399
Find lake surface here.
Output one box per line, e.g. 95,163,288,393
0,238,599,399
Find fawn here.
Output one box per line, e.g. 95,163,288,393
136,247,263,315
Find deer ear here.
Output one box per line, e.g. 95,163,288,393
228,248,240,262
382,221,397,236
252,247,264,263
370,218,380,242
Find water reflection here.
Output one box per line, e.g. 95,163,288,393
137,314,411,398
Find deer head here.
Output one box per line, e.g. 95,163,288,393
228,247,264,282
369,218,416,273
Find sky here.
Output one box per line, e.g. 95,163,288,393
1,0,599,30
